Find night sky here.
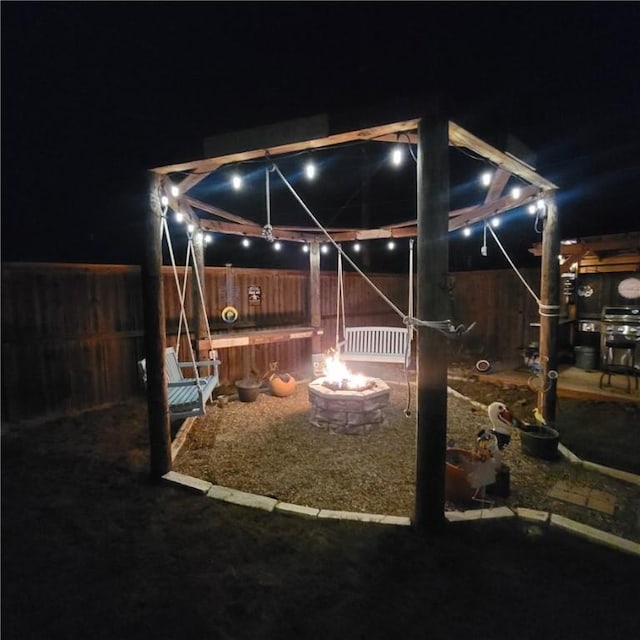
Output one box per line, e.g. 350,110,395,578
2,2,639,272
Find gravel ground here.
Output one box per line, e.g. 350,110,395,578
174,376,640,543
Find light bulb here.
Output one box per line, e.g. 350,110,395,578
204,234,212,244
274,241,282,251
528,204,537,215
462,226,472,237
537,198,545,210
160,195,169,206
187,224,195,233
305,161,316,180
511,186,521,199
302,244,309,253
391,146,403,166
387,240,396,250
321,244,329,254
353,243,361,253
175,212,184,223
232,174,242,190
242,238,250,248
491,217,500,228
481,171,492,187
170,184,179,197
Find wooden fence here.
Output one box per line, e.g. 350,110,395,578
1,262,542,423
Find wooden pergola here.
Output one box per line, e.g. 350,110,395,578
143,106,559,532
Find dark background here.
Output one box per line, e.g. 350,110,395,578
2,2,639,272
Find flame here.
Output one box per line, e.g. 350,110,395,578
323,354,368,390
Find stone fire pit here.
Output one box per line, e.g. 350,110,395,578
308,376,390,434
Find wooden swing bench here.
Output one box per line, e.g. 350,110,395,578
338,326,411,365
139,347,221,420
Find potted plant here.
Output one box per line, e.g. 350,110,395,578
235,376,262,403
515,408,560,461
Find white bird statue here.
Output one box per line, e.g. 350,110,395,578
487,401,514,450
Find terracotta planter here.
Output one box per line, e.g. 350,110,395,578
235,379,261,403
518,424,560,461
445,448,476,503
269,373,297,397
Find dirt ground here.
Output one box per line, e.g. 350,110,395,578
2,371,639,639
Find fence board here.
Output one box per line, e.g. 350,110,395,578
2,262,546,423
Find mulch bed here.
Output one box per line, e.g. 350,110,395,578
174,377,640,543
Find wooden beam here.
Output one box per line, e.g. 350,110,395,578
198,326,320,350
449,122,558,190
186,196,260,226
199,218,320,242
484,167,511,203
151,119,421,175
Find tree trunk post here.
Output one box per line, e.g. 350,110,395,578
142,173,171,480
414,105,450,533
537,193,560,424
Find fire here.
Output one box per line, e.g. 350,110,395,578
323,353,368,390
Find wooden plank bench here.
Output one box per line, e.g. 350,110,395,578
338,326,411,365
139,347,220,420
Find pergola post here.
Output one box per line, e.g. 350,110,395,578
142,173,172,480
414,107,450,533
537,193,560,424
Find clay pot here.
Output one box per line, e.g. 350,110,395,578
269,373,297,397
445,448,476,503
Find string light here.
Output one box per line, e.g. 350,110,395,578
242,238,250,248
321,244,329,254
387,240,396,250
481,171,492,187
511,186,521,199
352,242,361,253
305,160,316,180
274,241,282,251
462,226,472,237
232,173,243,190
302,244,309,253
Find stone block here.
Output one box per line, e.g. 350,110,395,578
162,471,212,494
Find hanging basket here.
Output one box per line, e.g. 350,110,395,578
269,373,297,397
518,424,560,460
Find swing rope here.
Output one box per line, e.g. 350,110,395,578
486,223,560,318
269,158,463,337
185,229,215,355
159,207,201,382
335,248,346,351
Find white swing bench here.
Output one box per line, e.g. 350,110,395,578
139,347,220,420
338,326,411,365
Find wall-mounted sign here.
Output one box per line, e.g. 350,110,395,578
577,284,594,298
248,285,261,305
617,277,640,300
